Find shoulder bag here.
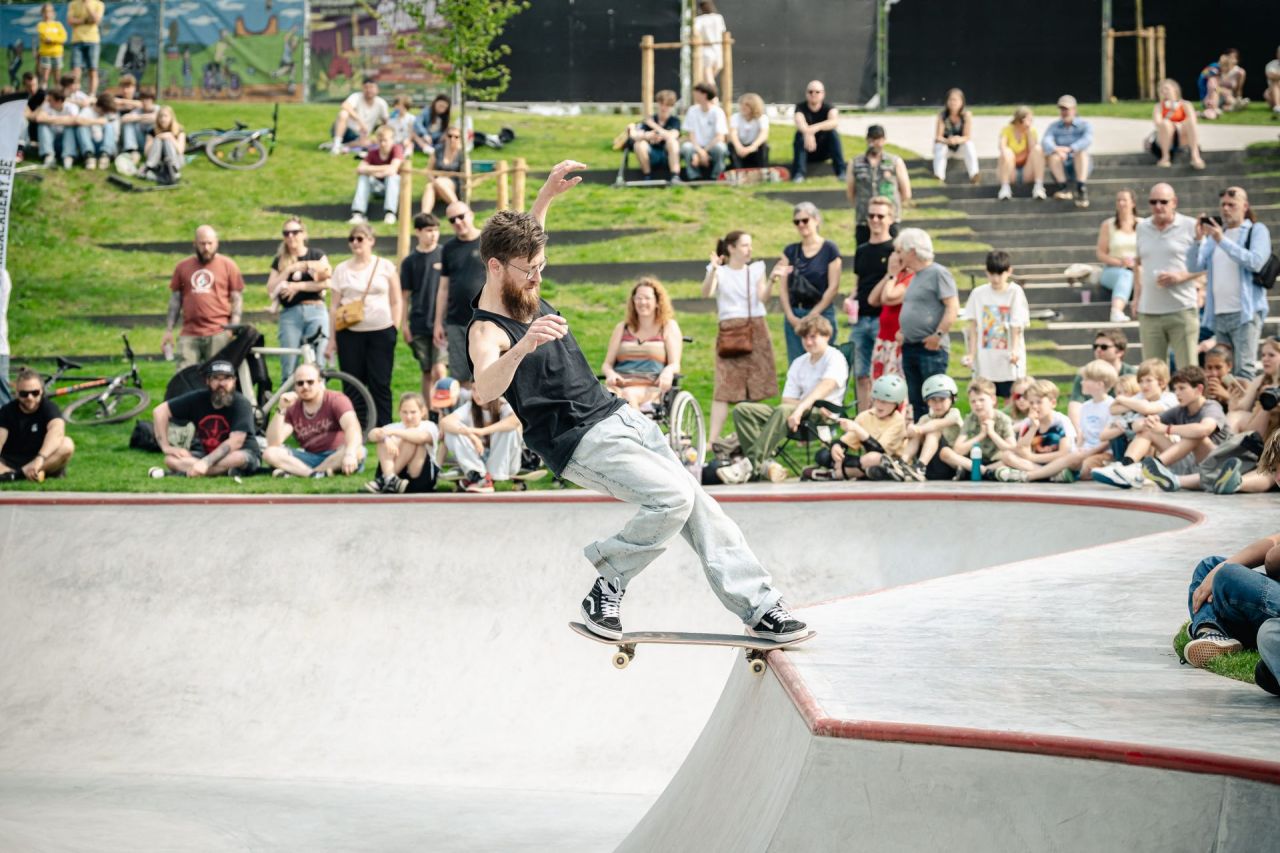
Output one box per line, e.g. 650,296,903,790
334,258,379,331
716,266,756,358
1244,222,1278,290
786,245,826,309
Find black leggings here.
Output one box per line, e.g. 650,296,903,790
336,326,396,427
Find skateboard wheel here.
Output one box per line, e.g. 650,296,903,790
612,652,632,669
749,658,767,675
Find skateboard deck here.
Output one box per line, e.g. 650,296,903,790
718,166,790,186
569,621,815,671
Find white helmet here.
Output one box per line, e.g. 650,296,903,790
872,374,908,404
921,374,959,400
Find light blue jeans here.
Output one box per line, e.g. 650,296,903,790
850,314,880,378
1258,619,1280,696
562,405,783,626
37,123,79,159
1100,266,1134,301
353,174,401,216
679,140,728,181
121,121,153,153
0,355,10,406
1211,310,1264,379
76,122,117,159
277,302,329,383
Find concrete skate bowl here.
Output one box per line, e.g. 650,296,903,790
0,491,1264,852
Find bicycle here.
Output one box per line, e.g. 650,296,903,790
232,326,376,439
42,334,151,425
189,104,277,171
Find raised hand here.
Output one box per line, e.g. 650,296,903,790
522,313,569,352
540,160,588,199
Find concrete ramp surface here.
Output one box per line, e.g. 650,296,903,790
0,490,1275,851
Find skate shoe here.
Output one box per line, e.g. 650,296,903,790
581,577,625,639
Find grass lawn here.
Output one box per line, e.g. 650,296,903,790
1173,621,1260,684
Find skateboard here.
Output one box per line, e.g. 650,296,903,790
569,621,815,673
718,166,790,186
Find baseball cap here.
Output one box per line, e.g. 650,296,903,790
431,376,460,408
866,124,886,139
207,360,235,377
1056,94,1077,109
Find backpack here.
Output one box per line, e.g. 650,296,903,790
129,419,162,453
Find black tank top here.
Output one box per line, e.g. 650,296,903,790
467,298,624,476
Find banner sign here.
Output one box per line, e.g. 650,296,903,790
0,93,24,278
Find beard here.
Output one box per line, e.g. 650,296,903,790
196,248,216,263
210,387,234,408
500,269,542,323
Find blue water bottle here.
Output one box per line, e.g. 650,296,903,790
970,444,982,482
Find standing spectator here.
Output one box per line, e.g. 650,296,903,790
728,92,769,169
1188,186,1271,380
434,201,485,387
150,361,259,479
32,85,80,169
770,202,842,364
163,225,245,371
348,125,403,226
996,106,1046,201
693,1,727,87
67,0,103,96
895,228,959,421
1151,79,1206,170
702,230,777,442
962,250,1029,400
330,77,389,154
850,196,896,409
263,364,366,478
411,94,450,154
267,216,332,384
420,124,463,214
0,369,75,482
36,3,67,89
327,223,401,428
932,88,979,184
1134,182,1200,371
680,81,728,181
867,245,912,381
847,124,910,246
601,277,683,411
400,212,447,398
1043,95,1093,208
628,89,681,181
1096,189,1139,322
1266,45,1280,116
791,80,844,183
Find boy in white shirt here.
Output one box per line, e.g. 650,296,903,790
995,379,1077,480
997,361,1115,482
962,250,1029,401
33,86,81,169
680,81,729,181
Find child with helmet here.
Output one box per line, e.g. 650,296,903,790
802,374,908,481
891,373,964,481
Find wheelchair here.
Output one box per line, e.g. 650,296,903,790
601,373,708,472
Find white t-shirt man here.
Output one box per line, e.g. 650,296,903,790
1135,213,1198,314
342,91,390,134
962,282,1030,382
683,103,728,149
783,345,849,408
1209,225,1244,315
731,113,769,147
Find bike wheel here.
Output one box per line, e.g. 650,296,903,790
205,135,268,170
63,386,151,426
321,369,376,438
667,391,707,470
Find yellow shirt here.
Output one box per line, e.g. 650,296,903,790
999,124,1038,162
37,21,68,58
843,409,907,456
69,0,104,44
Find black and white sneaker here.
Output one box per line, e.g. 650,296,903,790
747,603,808,643
363,475,385,494
381,474,408,494
581,577,625,639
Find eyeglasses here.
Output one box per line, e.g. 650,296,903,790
792,217,810,226
295,379,318,387
282,229,303,237
449,213,468,223
16,389,42,398
866,213,888,220
348,235,367,243
1148,198,1171,205
1094,342,1115,351
506,259,547,281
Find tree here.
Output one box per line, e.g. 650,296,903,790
396,0,529,201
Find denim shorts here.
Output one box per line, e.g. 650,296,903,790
288,447,336,469
71,42,100,70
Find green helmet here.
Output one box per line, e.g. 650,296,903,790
872,374,908,404
921,374,959,400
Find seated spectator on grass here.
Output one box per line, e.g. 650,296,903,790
366,391,438,494
420,126,463,214
996,106,1046,201
681,81,728,181
142,105,184,183
36,3,67,89
602,277,683,411
847,125,910,246
163,225,244,371
1096,189,1139,322
73,91,115,170
896,228,959,421
32,85,80,169
412,94,451,156
771,202,842,364
850,195,897,409
1007,375,1035,422
400,212,447,398
1226,336,1280,435
1067,328,1136,436
387,95,416,153
263,363,366,478
349,126,403,226
936,378,1016,478
732,313,847,481
1043,95,1093,208
1188,186,1271,380
328,222,401,427
1104,358,1176,454
1266,46,1280,116
895,373,962,481
791,79,844,183
17,72,41,155
1001,379,1077,471
0,368,74,482
932,88,979,184
627,88,681,181
118,87,156,164
962,250,1028,401
728,92,769,169
59,73,90,110
268,216,332,383
997,363,1115,483
1150,79,1206,170
1202,345,1237,409
805,374,907,481
150,360,259,478
330,76,389,154
1182,532,1280,695
440,393,523,494
1144,407,1279,495
1092,365,1229,489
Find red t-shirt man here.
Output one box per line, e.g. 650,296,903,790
169,254,246,337
284,389,355,453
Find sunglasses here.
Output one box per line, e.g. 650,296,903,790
449,213,468,223
866,213,888,220
1094,342,1115,350
17,389,42,398
793,217,810,226
295,379,318,387
282,229,303,237
1148,198,1171,205
348,235,367,243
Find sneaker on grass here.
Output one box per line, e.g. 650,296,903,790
800,466,837,481
461,471,495,493
1141,457,1180,491
1050,468,1077,484
715,456,753,485
581,577,624,639
363,475,385,493
747,603,808,642
761,460,788,483
994,466,1027,483
1212,458,1245,495
1184,629,1243,667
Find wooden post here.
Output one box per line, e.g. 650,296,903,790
1156,25,1166,85
513,157,527,212
496,159,510,211
397,160,413,262
721,32,733,118
640,35,654,118
1145,27,1157,100
1135,0,1146,99
462,156,473,205
690,39,702,92
1104,29,1115,102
